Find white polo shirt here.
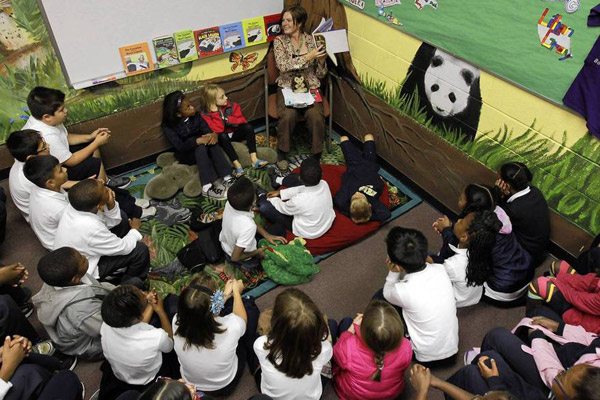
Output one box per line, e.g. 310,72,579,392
173,313,246,391
267,180,335,239
100,322,173,385
8,161,35,222
29,186,69,250
53,203,142,278
383,265,459,362
219,202,257,257
23,116,72,163
254,335,333,400
438,244,483,308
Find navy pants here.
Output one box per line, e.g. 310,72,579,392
176,144,231,186
256,174,301,236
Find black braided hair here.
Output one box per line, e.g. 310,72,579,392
466,210,502,286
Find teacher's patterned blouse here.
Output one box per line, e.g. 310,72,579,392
273,32,328,90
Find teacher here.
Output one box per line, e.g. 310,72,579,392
273,5,328,171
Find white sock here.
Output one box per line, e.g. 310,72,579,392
202,183,212,192
276,177,284,185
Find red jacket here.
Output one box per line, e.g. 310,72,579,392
200,102,247,134
333,323,413,400
554,272,600,333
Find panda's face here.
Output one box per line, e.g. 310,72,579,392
424,49,479,118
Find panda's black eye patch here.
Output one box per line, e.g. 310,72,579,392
431,84,439,92
448,93,456,103
431,56,443,67
461,69,474,86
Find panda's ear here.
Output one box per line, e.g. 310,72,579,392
461,69,474,86
431,55,443,68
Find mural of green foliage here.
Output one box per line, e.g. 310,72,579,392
361,74,600,235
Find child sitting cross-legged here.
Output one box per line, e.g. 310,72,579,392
333,300,413,400
24,86,129,189
379,227,458,365
23,155,68,250
431,210,503,308
53,179,149,285
173,273,260,396
32,247,114,360
258,157,335,239
99,285,179,400
220,177,287,270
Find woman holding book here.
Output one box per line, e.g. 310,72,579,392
273,5,328,171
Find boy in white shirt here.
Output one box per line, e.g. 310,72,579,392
24,86,129,189
53,179,149,285
258,157,335,239
6,129,51,222
220,177,287,269
23,155,69,250
381,227,459,364
100,285,176,397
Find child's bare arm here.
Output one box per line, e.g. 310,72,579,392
151,293,173,339
231,245,266,261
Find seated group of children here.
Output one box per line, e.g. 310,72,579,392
2,84,600,400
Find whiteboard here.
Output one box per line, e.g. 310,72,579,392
37,0,283,89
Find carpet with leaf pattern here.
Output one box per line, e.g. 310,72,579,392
120,133,421,298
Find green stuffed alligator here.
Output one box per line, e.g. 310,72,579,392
258,237,320,285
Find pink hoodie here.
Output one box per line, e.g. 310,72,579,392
333,323,413,400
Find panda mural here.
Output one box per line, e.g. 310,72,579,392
399,43,482,141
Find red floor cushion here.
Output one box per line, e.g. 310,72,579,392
284,164,390,255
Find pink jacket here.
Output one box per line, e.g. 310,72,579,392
512,318,600,388
333,323,413,400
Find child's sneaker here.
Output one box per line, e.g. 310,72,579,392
135,198,151,209
203,185,227,201
464,347,481,365
20,302,34,318
31,340,55,356
267,165,281,189
223,176,237,189
528,276,556,301
140,206,157,221
105,175,131,189
550,260,576,277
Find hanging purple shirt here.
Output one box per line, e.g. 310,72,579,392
563,35,600,138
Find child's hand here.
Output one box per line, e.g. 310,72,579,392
265,234,287,245
477,356,499,378
93,131,110,146
436,215,452,231
232,279,244,295
224,280,234,297
426,255,434,264
495,179,510,196
255,247,267,259
0,263,28,287
0,336,27,381
353,313,363,326
145,289,158,305
10,336,31,354
410,364,431,394
530,316,560,333
151,291,165,312
205,132,218,145
106,188,116,210
129,218,142,230
267,190,281,198
432,220,441,234
90,128,110,139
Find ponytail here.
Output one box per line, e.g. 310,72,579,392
370,353,385,381
466,210,502,286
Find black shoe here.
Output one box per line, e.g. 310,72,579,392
106,175,131,189
55,351,78,371
20,302,34,318
256,185,269,197
267,166,281,189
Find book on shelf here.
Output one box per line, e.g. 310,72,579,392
174,29,199,62
219,22,246,52
152,35,180,69
119,42,154,76
242,16,267,46
194,27,224,58
264,13,282,42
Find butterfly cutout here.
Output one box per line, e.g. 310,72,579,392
229,52,259,71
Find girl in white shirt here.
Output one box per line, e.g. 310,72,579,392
254,288,333,400
173,273,259,396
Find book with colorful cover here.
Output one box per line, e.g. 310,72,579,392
174,29,198,62
119,42,154,76
194,27,223,58
264,13,282,42
242,17,267,46
152,35,180,68
219,22,245,52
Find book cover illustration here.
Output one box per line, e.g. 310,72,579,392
194,27,224,58
312,18,349,67
219,22,246,52
174,29,198,62
264,13,282,42
119,42,154,76
152,35,180,69
242,17,267,46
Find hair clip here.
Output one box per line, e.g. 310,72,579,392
176,95,184,108
210,289,225,315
